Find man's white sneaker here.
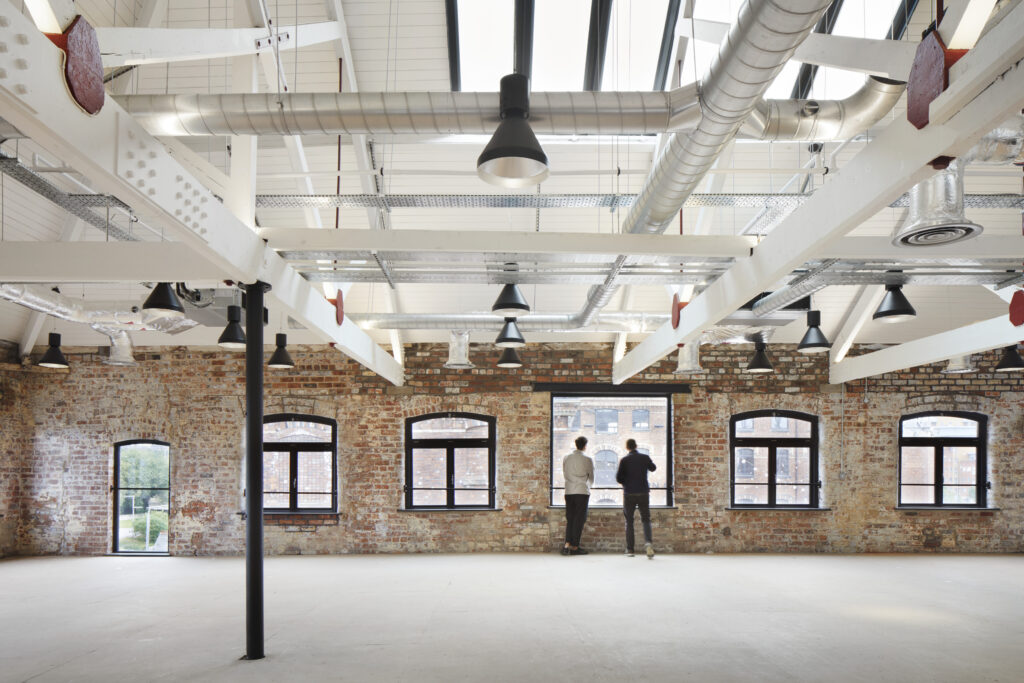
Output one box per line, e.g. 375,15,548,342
645,543,655,559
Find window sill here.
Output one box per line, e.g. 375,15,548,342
726,507,832,511
896,507,999,512
398,507,502,512
108,552,170,557
549,505,678,511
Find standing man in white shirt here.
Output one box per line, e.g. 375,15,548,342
562,436,594,556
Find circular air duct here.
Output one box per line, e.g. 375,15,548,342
892,165,983,247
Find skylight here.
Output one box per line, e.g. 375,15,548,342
457,0,514,92
532,0,590,91
601,0,670,91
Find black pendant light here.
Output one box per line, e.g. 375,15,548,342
495,318,526,348
38,332,69,369
497,347,523,368
995,345,1024,372
797,310,831,354
477,74,549,188
873,284,916,324
218,305,246,350
267,333,295,369
745,340,774,374
492,283,530,317
142,282,184,318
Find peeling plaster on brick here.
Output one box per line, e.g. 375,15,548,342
0,344,1021,557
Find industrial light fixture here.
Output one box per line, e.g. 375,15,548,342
491,283,530,317
797,310,831,354
873,284,917,324
497,347,523,368
745,340,774,374
218,305,246,350
495,318,526,348
477,73,549,188
38,332,69,369
267,333,295,369
941,355,977,374
995,345,1024,372
142,282,184,319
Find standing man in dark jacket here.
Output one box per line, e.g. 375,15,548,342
616,438,657,559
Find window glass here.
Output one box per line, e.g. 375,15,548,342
406,413,496,509
902,415,979,439
898,412,986,507
733,415,810,438
730,411,818,508
264,420,332,443
113,441,170,553
943,447,976,486
551,394,672,507
262,415,337,513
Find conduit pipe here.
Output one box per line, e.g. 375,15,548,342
113,78,901,140
0,284,196,363
349,312,670,333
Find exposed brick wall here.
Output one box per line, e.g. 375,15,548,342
0,342,1021,557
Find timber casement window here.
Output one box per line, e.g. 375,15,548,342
263,414,338,513
550,393,673,508
898,412,987,507
730,410,819,508
404,412,496,509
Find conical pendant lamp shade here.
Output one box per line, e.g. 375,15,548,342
218,305,246,350
797,310,831,354
492,284,530,317
142,282,184,318
873,285,916,323
477,74,549,188
995,345,1024,372
267,333,295,369
745,341,774,373
497,347,523,368
38,332,69,368
495,318,526,348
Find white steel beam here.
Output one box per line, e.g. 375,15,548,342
0,242,226,282
829,285,886,364
614,21,1024,384
23,0,73,33
97,22,344,67
18,214,83,356
0,1,403,384
677,19,917,80
258,228,758,258
939,0,999,49
829,314,1023,384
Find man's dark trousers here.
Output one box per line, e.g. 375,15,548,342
564,494,589,547
623,493,652,551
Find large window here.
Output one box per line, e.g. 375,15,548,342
899,412,987,507
730,410,819,508
263,414,337,513
405,412,496,509
113,440,170,553
550,393,673,508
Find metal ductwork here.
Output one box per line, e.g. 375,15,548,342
0,284,197,362
113,77,899,140
672,342,704,375
892,162,983,247
574,0,834,327
443,330,474,369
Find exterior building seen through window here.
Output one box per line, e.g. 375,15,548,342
263,414,337,513
551,394,673,508
899,412,987,507
113,440,170,553
404,413,496,509
730,410,819,508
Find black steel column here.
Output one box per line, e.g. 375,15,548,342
245,281,270,660
583,0,613,91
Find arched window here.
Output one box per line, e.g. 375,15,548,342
405,412,496,509
593,449,620,487
263,414,337,513
899,411,987,507
730,410,819,508
113,439,170,553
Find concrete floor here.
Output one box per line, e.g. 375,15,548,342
1,554,1022,682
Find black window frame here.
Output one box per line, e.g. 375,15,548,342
404,411,497,510
898,411,988,508
730,410,820,509
112,438,171,554
263,413,338,514
548,390,675,508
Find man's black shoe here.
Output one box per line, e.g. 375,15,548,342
570,548,589,555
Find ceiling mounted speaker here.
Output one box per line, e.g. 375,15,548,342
892,165,983,247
